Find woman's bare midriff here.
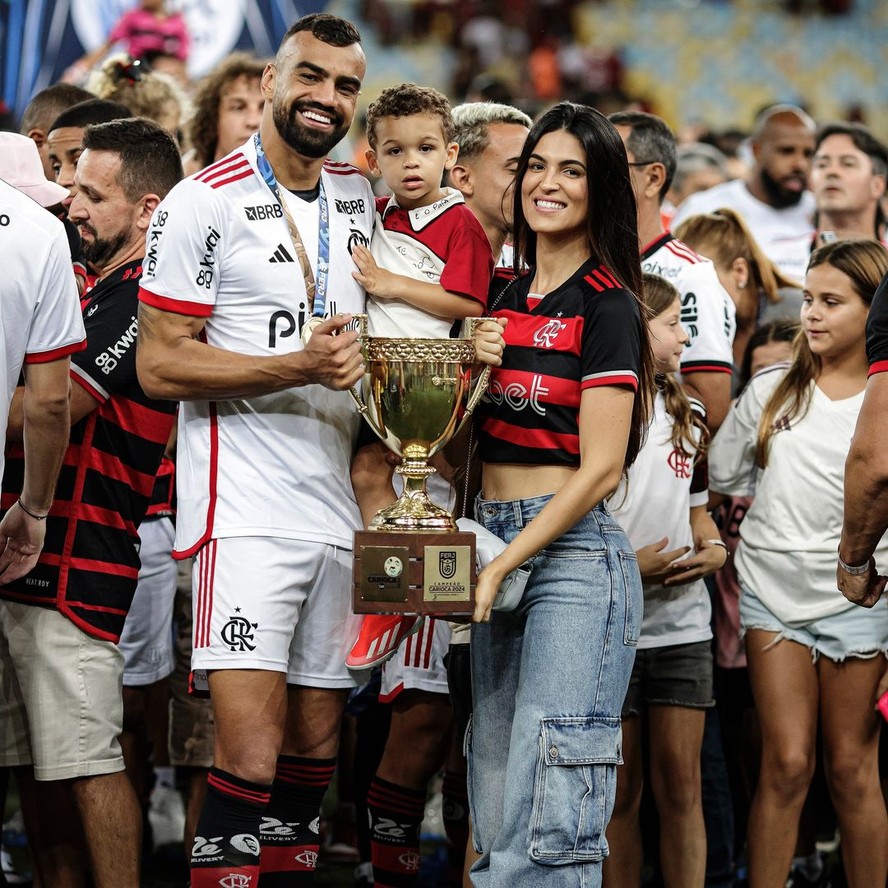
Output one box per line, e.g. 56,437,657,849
481,462,578,501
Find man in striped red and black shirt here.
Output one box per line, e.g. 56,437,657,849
0,118,181,888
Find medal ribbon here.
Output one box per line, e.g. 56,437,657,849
254,132,330,320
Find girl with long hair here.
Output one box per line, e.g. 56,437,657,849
468,101,655,887
604,273,726,887
710,239,888,887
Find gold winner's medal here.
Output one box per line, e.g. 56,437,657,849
301,316,324,346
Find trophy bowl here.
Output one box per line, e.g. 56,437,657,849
351,319,490,531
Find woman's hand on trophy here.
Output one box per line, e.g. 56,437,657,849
473,318,508,367
351,245,398,298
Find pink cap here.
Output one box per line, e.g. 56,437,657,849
0,131,69,207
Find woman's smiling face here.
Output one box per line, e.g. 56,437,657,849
520,129,589,240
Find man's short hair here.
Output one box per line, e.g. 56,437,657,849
608,110,677,199
49,98,131,134
815,122,888,178
20,84,94,135
672,142,729,194
752,103,816,140
451,102,531,161
366,84,455,149
82,117,182,202
282,13,361,48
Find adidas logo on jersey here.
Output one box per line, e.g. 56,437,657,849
268,244,295,263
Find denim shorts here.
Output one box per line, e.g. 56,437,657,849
468,495,642,887
739,583,888,662
622,640,715,716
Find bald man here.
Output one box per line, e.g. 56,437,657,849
672,104,817,283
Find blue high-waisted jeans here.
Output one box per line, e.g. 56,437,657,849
468,495,642,888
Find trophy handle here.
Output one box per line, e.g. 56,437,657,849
460,315,494,424
347,312,373,418
424,318,493,451
347,314,398,448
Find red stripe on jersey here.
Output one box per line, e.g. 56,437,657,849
172,400,219,559
581,372,639,391
584,273,605,292
681,362,733,375
139,285,213,318
590,266,619,289
56,413,97,601
498,309,582,355
664,239,702,264
869,360,888,376
61,502,137,535
484,417,580,455
195,154,248,183
106,397,176,446
64,600,129,615
88,447,156,498
25,340,87,363
209,168,253,190
37,552,140,579
70,369,108,403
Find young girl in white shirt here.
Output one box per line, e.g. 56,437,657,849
709,239,888,888
604,273,727,888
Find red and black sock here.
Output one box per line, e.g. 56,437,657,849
259,754,336,886
189,767,270,888
368,776,426,887
442,769,470,886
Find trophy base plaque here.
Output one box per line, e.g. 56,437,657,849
353,530,476,615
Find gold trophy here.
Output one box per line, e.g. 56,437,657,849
349,316,490,615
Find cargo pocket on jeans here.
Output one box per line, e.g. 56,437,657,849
529,716,622,864
618,550,642,646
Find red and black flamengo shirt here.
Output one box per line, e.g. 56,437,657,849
0,260,177,642
867,269,888,376
478,258,643,466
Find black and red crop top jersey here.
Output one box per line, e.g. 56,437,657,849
477,258,643,466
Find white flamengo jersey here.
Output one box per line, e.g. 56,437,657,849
139,139,375,556
0,181,86,478
671,178,815,285
642,234,736,376
709,364,888,625
609,391,712,649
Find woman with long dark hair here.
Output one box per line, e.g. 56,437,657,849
467,101,655,887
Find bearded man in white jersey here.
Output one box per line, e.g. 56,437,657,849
136,14,373,887
671,104,817,283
